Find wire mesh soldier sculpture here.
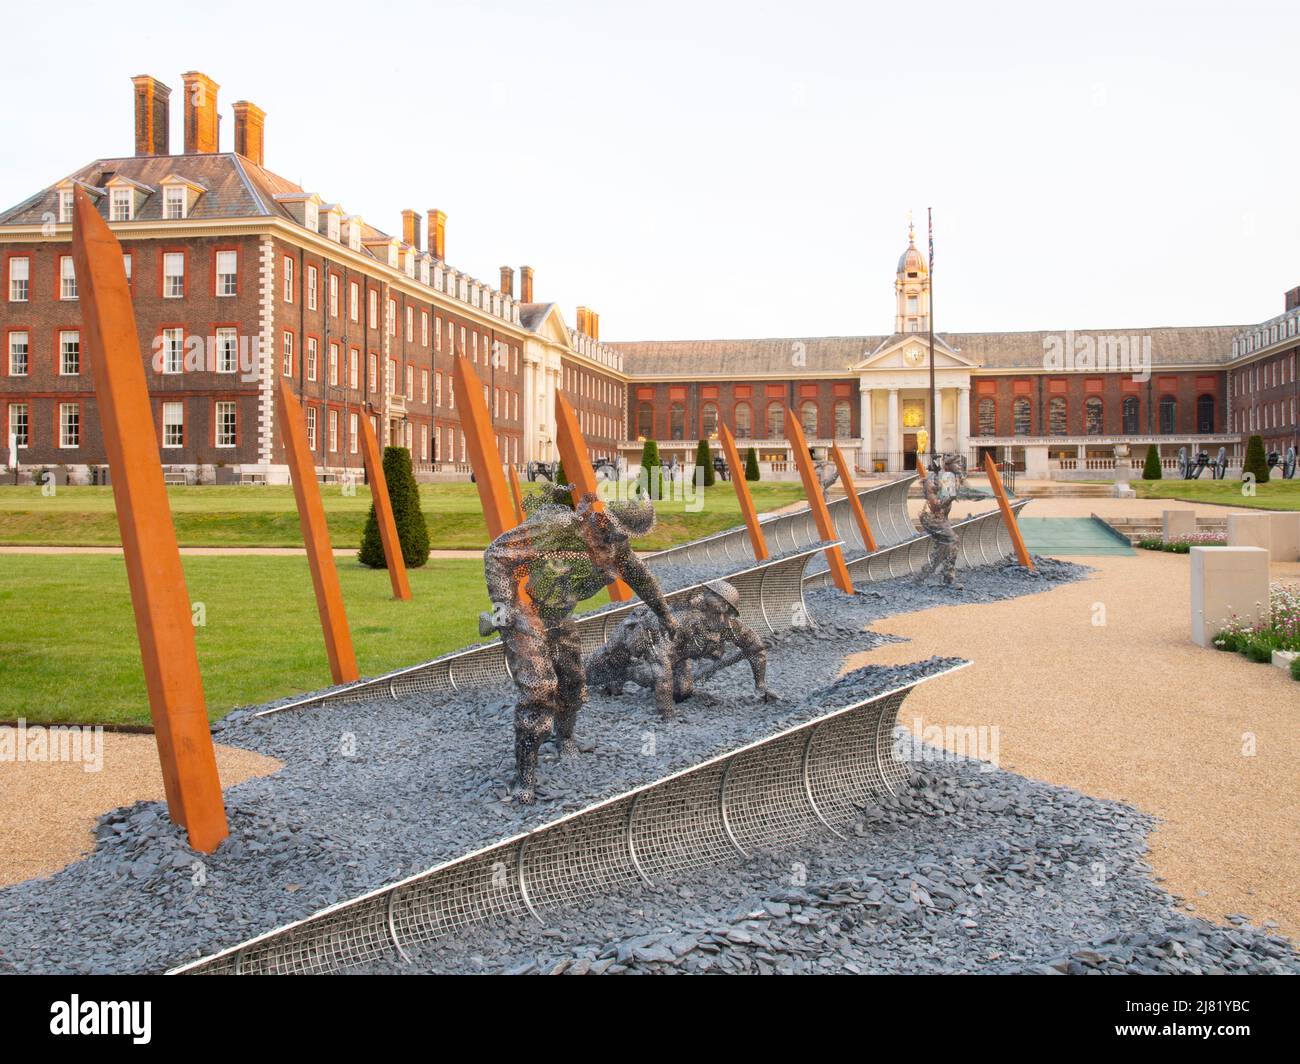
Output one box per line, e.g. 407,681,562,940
813,458,839,502
479,484,676,803
914,453,990,590
585,579,774,719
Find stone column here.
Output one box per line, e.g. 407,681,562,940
521,359,536,462
859,385,873,470
957,386,970,457
887,388,900,472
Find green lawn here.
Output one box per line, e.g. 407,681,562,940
0,554,611,727
1133,479,1300,511
0,481,806,550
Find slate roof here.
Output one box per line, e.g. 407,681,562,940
612,325,1248,376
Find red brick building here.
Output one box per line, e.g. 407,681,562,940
0,71,626,484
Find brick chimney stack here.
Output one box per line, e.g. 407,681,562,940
402,209,422,250
520,265,534,303
500,266,515,299
576,307,590,334
131,76,171,157
182,71,220,154
427,210,446,260
591,311,600,341
231,100,265,166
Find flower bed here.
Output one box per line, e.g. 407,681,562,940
1137,532,1229,554
1214,582,1300,679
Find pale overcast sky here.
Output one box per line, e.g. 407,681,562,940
1,0,1295,341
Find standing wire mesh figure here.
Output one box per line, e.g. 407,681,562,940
585,579,774,719
813,458,840,502
479,484,676,803
914,453,989,590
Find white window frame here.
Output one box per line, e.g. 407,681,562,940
216,327,239,374
283,256,294,303
59,402,80,448
59,330,80,376
162,327,184,374
8,331,29,376
162,401,184,448
60,256,77,300
215,401,238,448
8,256,29,302
163,186,187,220
9,403,28,448
58,189,75,223
307,266,318,311
163,252,185,299
216,250,238,297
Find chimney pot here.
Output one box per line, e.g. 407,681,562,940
520,265,534,303
427,210,446,260
500,266,515,299
181,71,220,154
131,76,171,157
232,100,265,167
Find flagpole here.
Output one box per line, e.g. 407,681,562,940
927,207,936,458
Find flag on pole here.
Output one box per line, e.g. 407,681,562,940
928,207,934,272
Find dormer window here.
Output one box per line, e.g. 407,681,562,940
109,188,134,221
404,249,415,278
58,189,75,223
305,201,319,232
345,218,363,252
327,212,341,242
163,186,187,219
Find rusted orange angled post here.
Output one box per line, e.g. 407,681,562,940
69,188,228,852
358,413,411,600
784,405,854,594
507,464,526,526
719,424,767,561
984,453,1034,571
555,394,632,601
454,356,519,540
278,383,359,683
831,442,876,552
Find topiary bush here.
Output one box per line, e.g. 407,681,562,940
639,439,661,497
744,446,760,482
1243,434,1270,484
695,439,715,487
1142,445,1162,480
359,446,429,569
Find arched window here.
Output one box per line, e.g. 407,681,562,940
766,402,784,438
833,400,851,438
701,402,719,438
669,403,685,440
1048,397,1067,435
1122,396,1139,434
1159,395,1176,434
636,402,653,439
1196,394,1215,434
734,402,752,438
1013,397,1032,436
800,401,818,437
977,398,996,436
1085,396,1103,435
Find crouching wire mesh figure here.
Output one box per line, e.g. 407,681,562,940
479,484,676,803
585,580,774,718
914,453,990,590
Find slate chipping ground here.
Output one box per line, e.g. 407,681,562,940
0,556,1296,975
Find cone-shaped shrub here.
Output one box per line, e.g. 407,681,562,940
359,446,429,568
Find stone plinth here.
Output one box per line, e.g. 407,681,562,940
1163,508,1196,543
1190,546,1269,648
1227,513,1272,553
1266,512,1300,562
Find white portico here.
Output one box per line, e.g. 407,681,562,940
853,333,975,473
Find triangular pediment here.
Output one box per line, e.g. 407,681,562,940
852,333,972,372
